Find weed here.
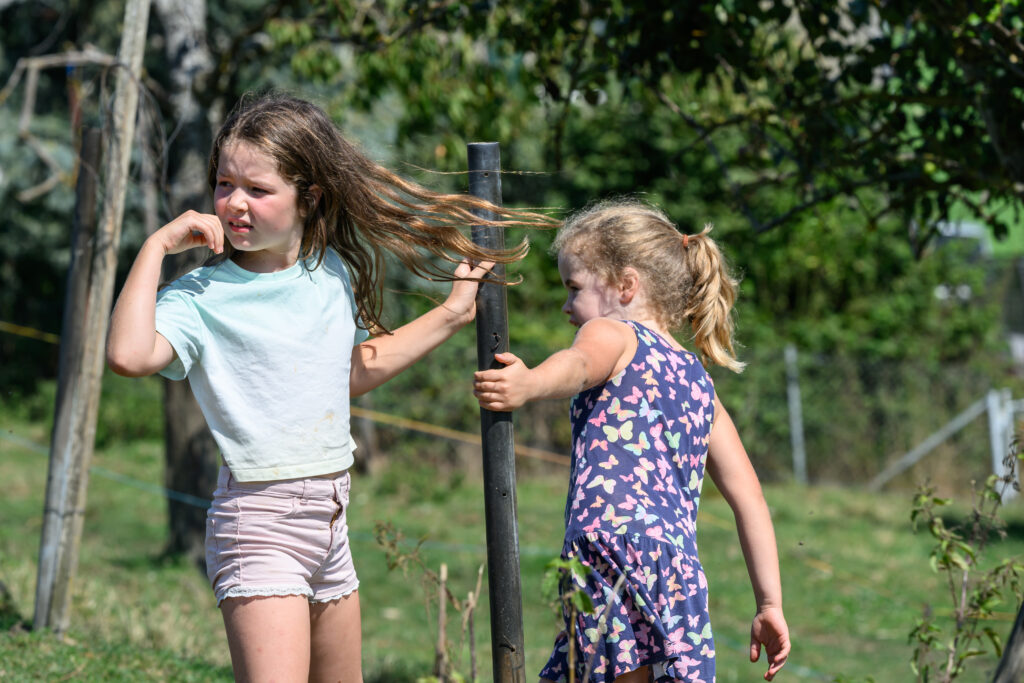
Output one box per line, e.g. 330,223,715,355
373,521,485,682
909,439,1024,681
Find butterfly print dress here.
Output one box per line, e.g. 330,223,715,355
539,321,717,683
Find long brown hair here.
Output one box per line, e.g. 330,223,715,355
206,92,555,332
553,199,744,372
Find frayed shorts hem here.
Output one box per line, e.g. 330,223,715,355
310,581,360,604
217,585,312,606
216,580,360,607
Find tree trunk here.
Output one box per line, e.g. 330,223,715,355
162,375,217,568
153,0,219,569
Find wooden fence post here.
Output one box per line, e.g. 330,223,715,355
784,344,807,484
33,127,102,631
33,0,151,632
987,388,1017,502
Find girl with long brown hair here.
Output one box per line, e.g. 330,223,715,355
107,92,551,682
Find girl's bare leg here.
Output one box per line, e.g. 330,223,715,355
614,666,651,683
221,595,311,682
309,590,363,683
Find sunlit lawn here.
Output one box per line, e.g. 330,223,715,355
4,397,1024,682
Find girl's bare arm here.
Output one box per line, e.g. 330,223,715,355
706,396,790,680
350,261,492,396
472,317,635,411
106,211,223,377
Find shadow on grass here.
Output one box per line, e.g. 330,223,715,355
999,515,1024,541
0,579,30,631
366,662,433,683
108,548,207,575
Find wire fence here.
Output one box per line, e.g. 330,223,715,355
709,344,1022,491
3,319,1021,492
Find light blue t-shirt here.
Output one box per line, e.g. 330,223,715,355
155,248,369,481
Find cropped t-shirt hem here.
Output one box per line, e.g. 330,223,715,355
228,455,355,482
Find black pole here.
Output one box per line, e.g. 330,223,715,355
467,142,527,683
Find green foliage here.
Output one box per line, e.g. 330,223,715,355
1,372,163,450
300,0,1024,244
908,440,1024,681
0,1,1019,489
541,556,594,617
539,556,594,683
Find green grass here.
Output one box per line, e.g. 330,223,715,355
4,399,1024,682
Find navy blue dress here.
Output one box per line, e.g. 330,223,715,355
539,321,717,683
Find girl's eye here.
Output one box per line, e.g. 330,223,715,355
250,186,267,194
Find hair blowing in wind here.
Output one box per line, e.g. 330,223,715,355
206,92,557,332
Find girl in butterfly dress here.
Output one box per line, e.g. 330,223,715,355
474,200,790,682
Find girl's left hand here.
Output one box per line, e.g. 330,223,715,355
443,260,494,324
750,606,790,680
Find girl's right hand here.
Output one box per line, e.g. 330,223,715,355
151,210,224,256
750,605,790,680
473,351,532,412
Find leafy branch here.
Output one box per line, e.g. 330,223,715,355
909,438,1024,681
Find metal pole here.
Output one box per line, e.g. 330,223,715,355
467,142,526,683
867,396,988,492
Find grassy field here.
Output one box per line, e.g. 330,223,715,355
3,384,1024,682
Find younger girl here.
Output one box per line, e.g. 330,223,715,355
473,200,790,682
106,92,548,682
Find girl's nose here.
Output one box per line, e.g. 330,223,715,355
226,189,246,212
561,297,571,315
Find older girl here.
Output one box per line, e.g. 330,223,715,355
108,92,549,682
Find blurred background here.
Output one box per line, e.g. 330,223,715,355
3,1,1024,681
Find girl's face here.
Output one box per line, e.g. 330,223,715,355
214,141,305,272
557,250,622,327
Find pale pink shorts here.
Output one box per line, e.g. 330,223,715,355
205,466,359,606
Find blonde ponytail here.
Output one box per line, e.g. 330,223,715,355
683,226,744,373
555,199,744,373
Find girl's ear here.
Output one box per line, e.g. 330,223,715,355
619,267,640,304
301,184,322,217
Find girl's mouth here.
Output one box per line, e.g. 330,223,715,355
228,220,252,233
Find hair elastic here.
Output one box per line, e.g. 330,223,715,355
682,233,690,248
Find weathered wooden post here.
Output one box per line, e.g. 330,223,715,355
34,127,102,632
467,141,527,683
784,344,807,484
34,0,151,632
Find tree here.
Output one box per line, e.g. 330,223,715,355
276,0,1024,245
150,0,220,568
2,0,1018,547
